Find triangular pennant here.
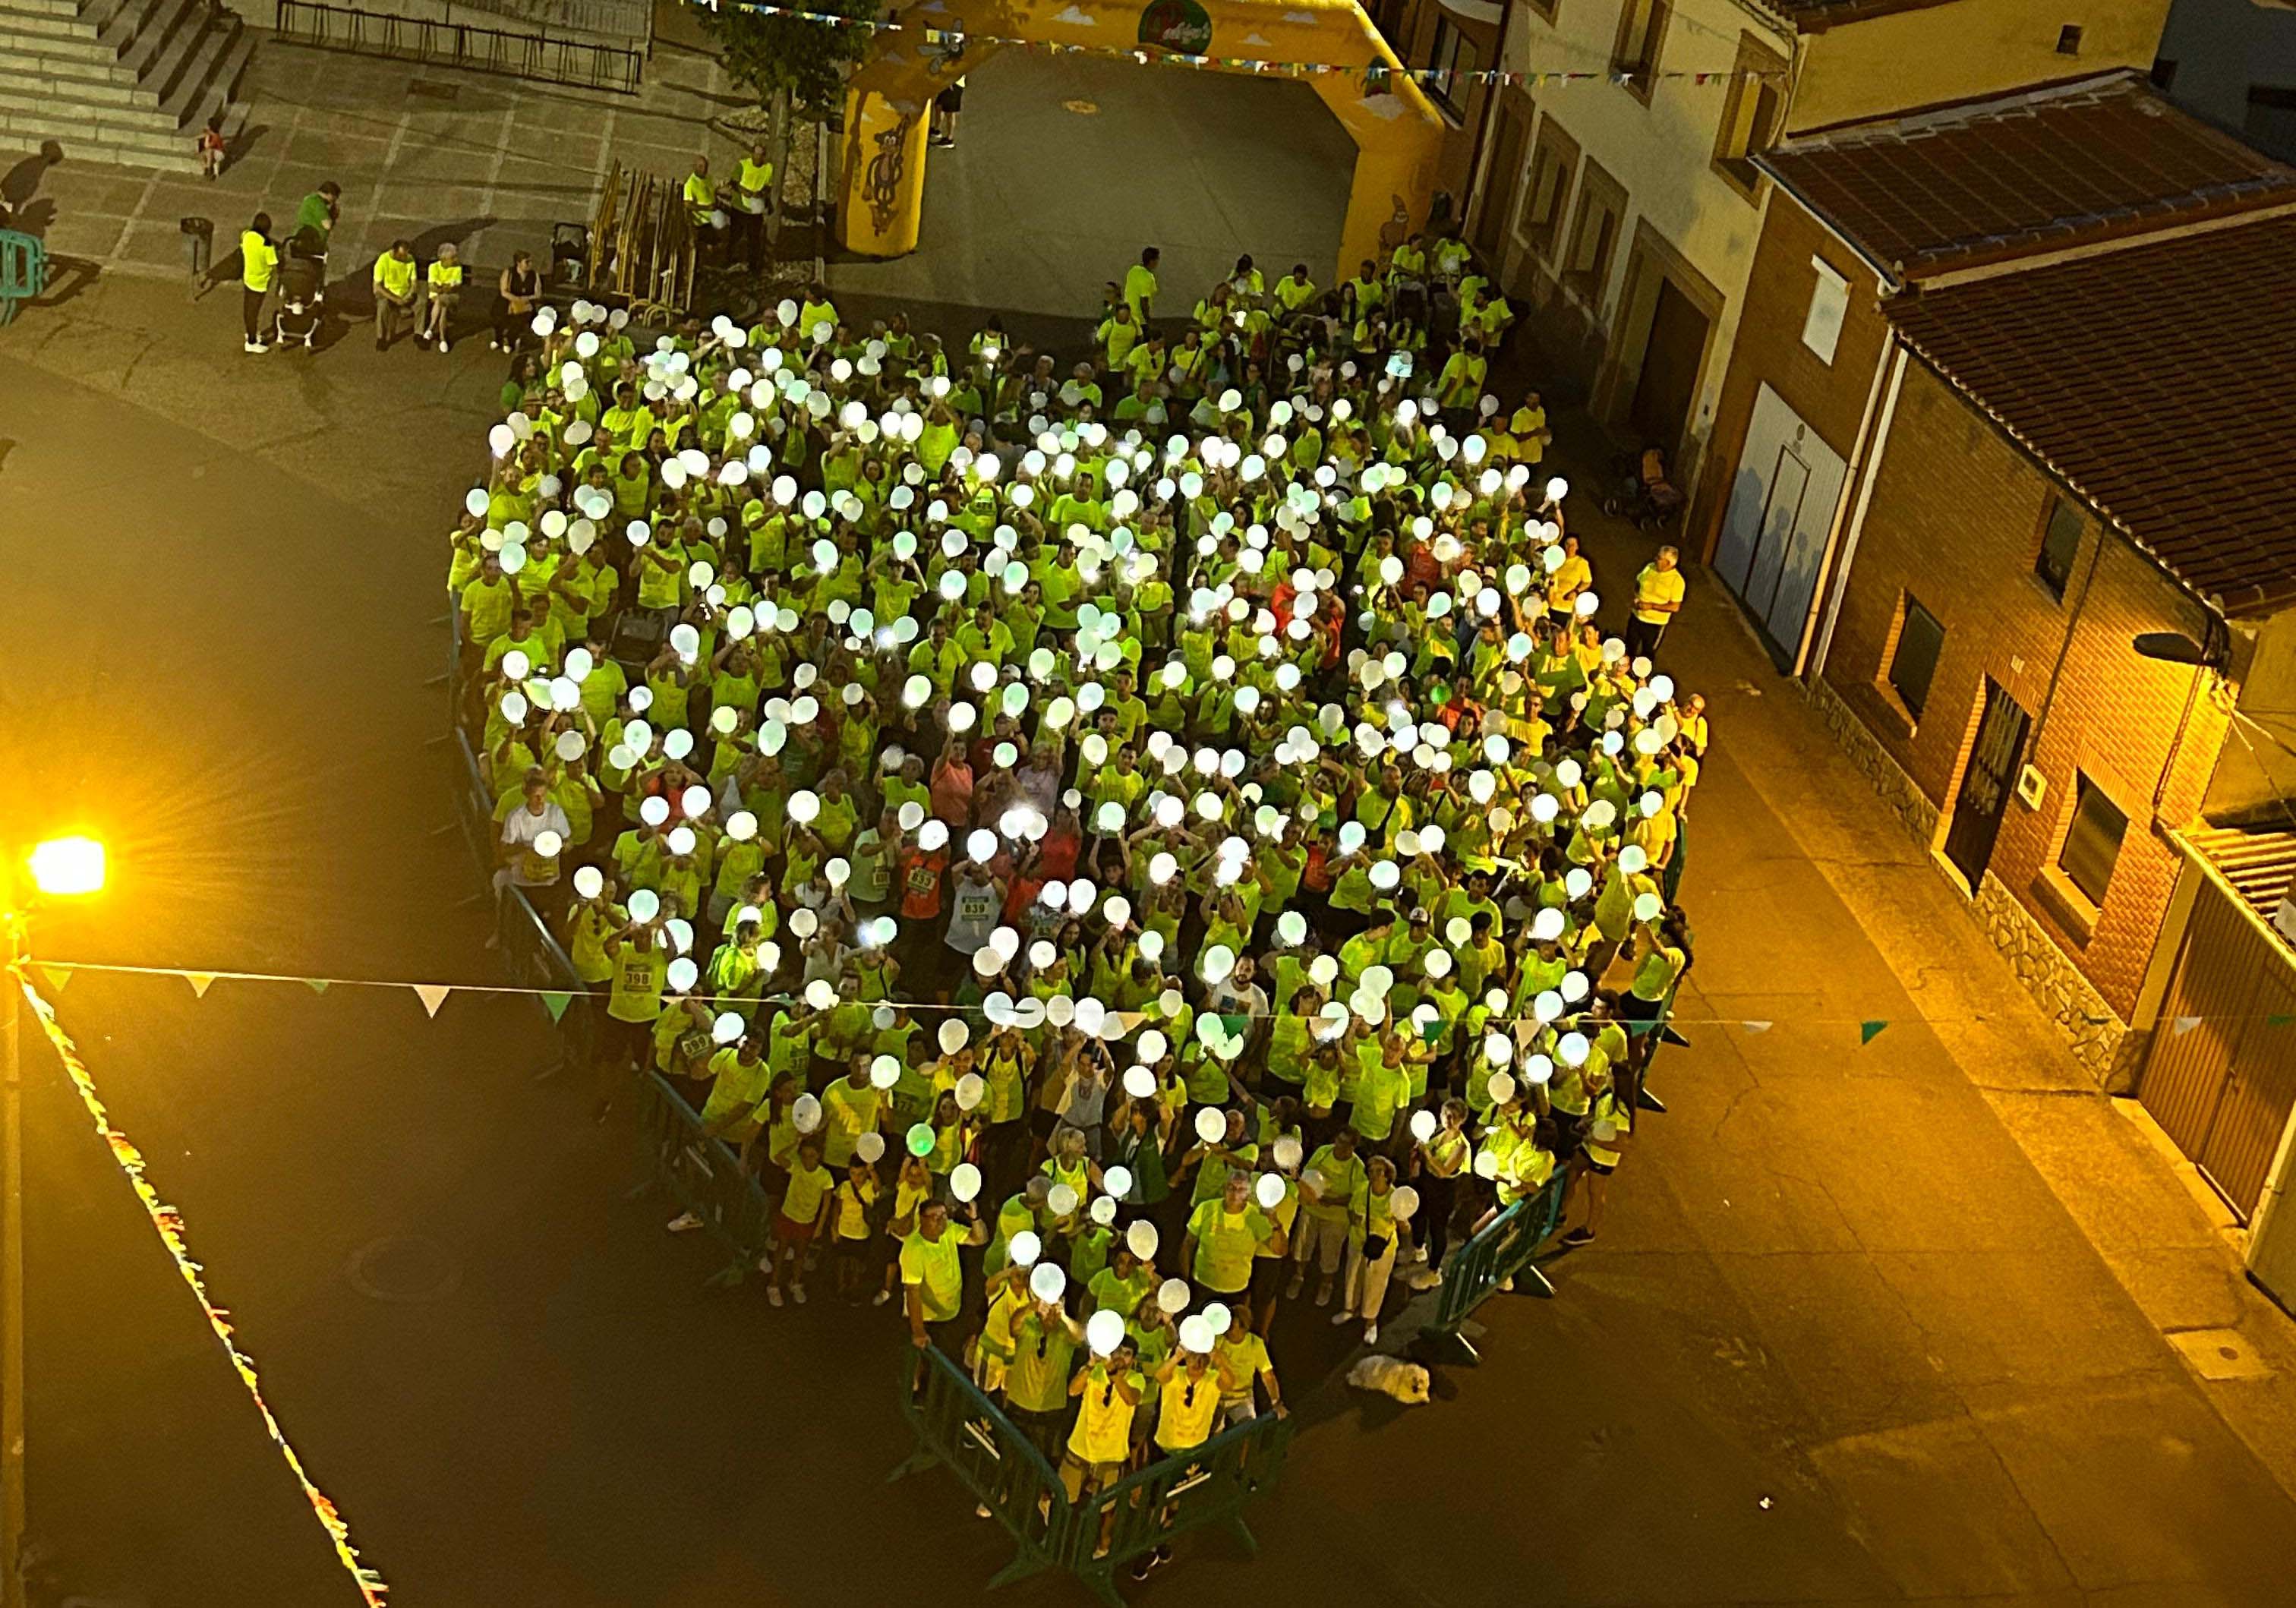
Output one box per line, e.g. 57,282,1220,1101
413,983,451,1018
304,978,330,995
1859,1020,1888,1045
36,964,71,993
2171,1015,2201,1036
1739,1020,1772,1033
185,972,217,998
541,991,574,1023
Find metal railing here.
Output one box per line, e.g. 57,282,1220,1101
273,0,644,93
639,1070,778,1284
1427,1167,1569,1346
891,1343,1293,1604
447,0,652,46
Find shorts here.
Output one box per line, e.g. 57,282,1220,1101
1061,1453,1123,1499
1585,1156,1616,1177
1550,1112,1585,1162
774,1215,815,1248
925,1316,970,1360
1248,1254,1288,1307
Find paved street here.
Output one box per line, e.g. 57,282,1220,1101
5,267,2296,1607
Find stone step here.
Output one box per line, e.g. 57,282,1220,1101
118,0,209,83
0,81,175,134
159,16,249,128
0,58,153,106
0,106,195,166
0,19,117,61
0,2,102,39
3,0,87,17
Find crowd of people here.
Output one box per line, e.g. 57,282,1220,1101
452,222,1704,1577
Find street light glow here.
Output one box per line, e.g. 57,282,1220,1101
27,837,106,898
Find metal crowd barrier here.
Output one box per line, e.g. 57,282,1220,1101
639,1069,777,1285
891,1342,1292,1604
1424,1167,1569,1353
273,0,645,93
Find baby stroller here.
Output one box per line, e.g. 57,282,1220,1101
1604,446,1685,532
273,251,323,350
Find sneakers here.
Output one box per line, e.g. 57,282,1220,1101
766,1285,784,1307
1363,1322,1380,1345
790,1282,807,1304
414,332,430,348
872,1288,891,1306
1284,1273,1303,1301
1131,1546,1170,1581
243,340,267,353
1329,1307,1356,1326
666,1210,702,1233
1314,1279,1333,1308
975,1502,992,1518
1561,1227,1596,1247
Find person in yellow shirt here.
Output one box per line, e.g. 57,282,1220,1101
418,241,463,352
238,211,277,353
734,140,774,271
1626,544,1686,661
829,1151,882,1303
1124,245,1159,326
372,238,418,351
1063,1338,1143,1554
1274,261,1317,314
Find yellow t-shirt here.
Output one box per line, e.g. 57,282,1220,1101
736,157,774,200
1156,1365,1223,1452
781,1161,832,1228
427,260,464,291
1632,564,1686,625
373,254,416,301
1068,1366,1143,1463
240,232,277,292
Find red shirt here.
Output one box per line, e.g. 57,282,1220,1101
899,847,948,921
931,757,975,826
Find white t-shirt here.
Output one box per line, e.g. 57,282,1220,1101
500,800,572,885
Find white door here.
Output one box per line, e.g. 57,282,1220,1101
1712,383,1848,670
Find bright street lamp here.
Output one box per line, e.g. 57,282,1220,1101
5,834,107,1608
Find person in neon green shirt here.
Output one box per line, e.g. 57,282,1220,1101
904,1198,989,1364
371,238,418,350
1063,1342,1144,1526
1182,1168,1284,1297
418,241,464,351
238,212,278,352
1123,245,1159,324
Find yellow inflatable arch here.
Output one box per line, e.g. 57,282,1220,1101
839,0,1446,285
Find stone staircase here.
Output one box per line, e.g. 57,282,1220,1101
0,0,254,174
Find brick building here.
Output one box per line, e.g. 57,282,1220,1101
1681,74,2296,1265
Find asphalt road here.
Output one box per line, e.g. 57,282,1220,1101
5,276,2296,1608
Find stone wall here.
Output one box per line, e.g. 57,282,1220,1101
1809,677,2137,1089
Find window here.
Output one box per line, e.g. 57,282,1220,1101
1801,257,1849,364
2034,496,2083,599
1563,161,1626,305
2058,773,2127,906
1426,18,1481,120
2056,24,2083,55
1519,125,1580,261
2247,87,2296,162
1613,0,1670,105
1711,33,1790,197
1887,594,1944,719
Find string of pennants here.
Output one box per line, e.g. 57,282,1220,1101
31,957,2255,1045
695,0,1784,85
11,967,390,1604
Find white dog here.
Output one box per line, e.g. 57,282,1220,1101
1347,1353,1432,1405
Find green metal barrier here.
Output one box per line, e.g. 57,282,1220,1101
892,1342,1075,1581
1062,1405,1294,1604
892,1342,1294,1606
1421,1166,1569,1361
0,229,47,324
639,1069,775,1285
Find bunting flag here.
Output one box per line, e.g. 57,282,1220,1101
691,0,1780,85
30,958,2285,1039
11,966,390,1605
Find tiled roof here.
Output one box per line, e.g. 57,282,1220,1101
1757,74,2296,279
1885,214,2296,613
2180,826,2296,924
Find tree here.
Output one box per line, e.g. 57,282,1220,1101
704,0,884,121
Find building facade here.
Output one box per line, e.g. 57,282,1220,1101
1447,0,2172,519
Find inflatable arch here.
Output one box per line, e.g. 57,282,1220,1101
839,0,1446,285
